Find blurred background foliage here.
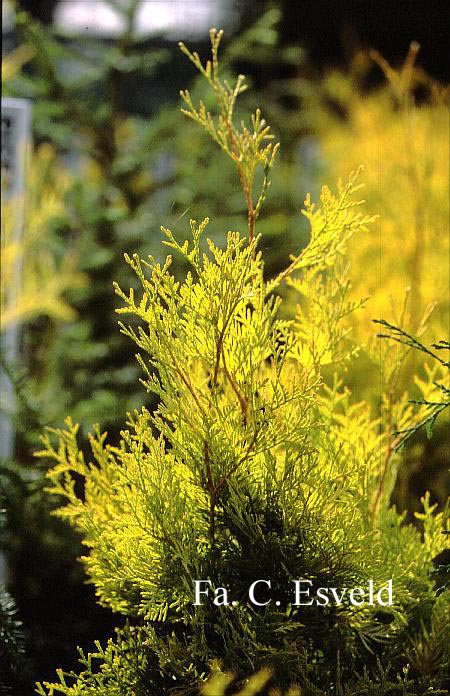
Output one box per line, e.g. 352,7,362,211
311,46,449,345
1,0,448,691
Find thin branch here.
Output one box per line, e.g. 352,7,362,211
221,343,248,425
165,342,204,414
204,440,217,545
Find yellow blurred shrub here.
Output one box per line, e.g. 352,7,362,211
313,45,449,349
1,143,86,331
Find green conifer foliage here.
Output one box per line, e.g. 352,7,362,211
36,31,449,696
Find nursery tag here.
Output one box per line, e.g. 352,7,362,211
1,97,32,198
0,98,32,465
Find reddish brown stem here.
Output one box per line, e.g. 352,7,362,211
204,441,217,545
371,397,402,522
166,342,203,413
212,330,225,387
226,119,256,244
214,427,259,496
221,343,248,425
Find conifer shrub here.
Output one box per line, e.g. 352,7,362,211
35,30,449,696
2,8,310,684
